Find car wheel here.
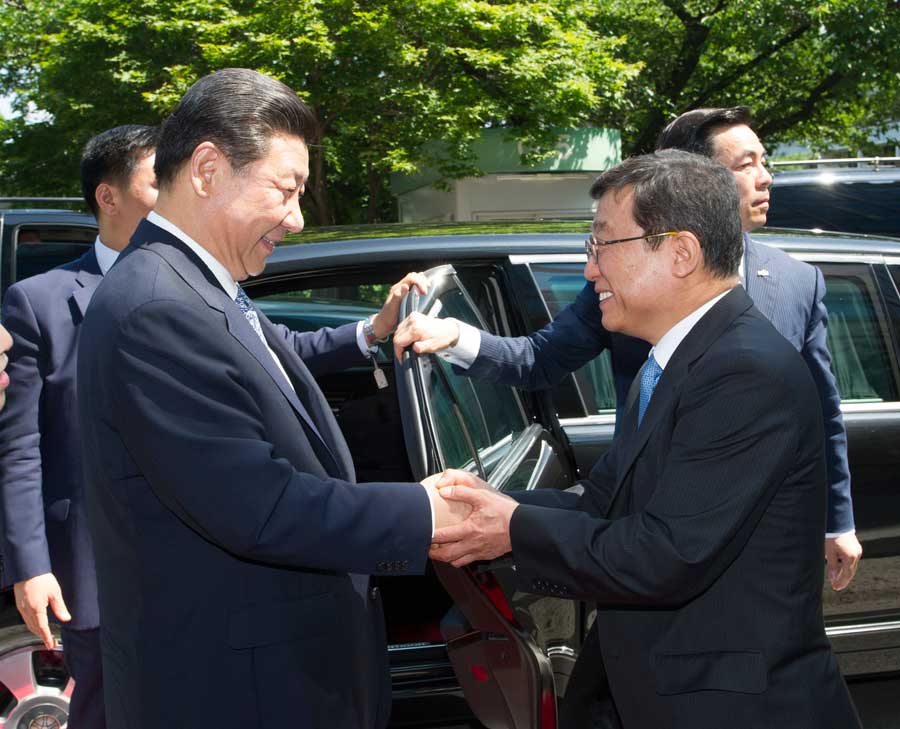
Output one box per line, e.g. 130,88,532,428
0,626,71,729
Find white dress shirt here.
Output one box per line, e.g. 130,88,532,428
93,236,120,275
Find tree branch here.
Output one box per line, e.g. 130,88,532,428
687,17,813,109
756,70,845,138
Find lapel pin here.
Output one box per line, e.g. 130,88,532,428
756,269,770,277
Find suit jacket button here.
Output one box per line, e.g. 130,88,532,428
369,586,380,601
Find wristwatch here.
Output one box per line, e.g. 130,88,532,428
364,315,389,347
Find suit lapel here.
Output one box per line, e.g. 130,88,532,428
258,316,354,481
743,235,780,321
131,220,344,477
605,287,755,512
69,248,103,322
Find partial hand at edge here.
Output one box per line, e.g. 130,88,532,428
393,312,460,362
427,469,517,568
14,573,71,649
826,532,862,591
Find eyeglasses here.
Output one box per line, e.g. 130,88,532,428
584,231,679,265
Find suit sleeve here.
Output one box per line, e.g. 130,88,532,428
268,320,367,377
803,267,854,534
509,351,812,605
0,285,52,584
463,282,612,389
107,300,432,575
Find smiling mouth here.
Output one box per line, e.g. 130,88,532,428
598,291,613,302
261,235,278,249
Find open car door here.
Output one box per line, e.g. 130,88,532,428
395,265,585,729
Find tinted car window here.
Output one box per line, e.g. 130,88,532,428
767,179,900,238
423,286,528,474
530,263,616,414
821,264,900,402
13,225,95,283
255,283,389,354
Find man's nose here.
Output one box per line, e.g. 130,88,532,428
584,255,601,282
758,162,773,189
283,196,304,234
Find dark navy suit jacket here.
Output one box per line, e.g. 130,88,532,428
467,235,854,533
508,288,859,727
76,220,432,729
0,248,103,629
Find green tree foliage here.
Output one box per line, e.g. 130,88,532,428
1,0,898,219
584,0,900,154
0,0,631,222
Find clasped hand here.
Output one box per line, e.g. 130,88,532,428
423,469,518,568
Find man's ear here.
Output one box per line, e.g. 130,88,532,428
189,142,224,198
94,182,118,218
670,231,702,279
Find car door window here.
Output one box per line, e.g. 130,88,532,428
530,263,616,414
12,225,95,284
820,264,900,402
421,285,528,476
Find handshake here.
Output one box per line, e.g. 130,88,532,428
420,469,519,567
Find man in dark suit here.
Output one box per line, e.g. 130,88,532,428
76,69,464,729
395,107,861,592
429,150,860,728
0,124,159,728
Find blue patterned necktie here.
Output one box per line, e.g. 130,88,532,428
638,353,663,426
234,286,265,343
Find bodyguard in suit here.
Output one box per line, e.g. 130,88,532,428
0,124,158,728
429,150,861,728
395,107,861,592
76,69,465,729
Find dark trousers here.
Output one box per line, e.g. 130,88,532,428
560,621,623,729
60,626,106,729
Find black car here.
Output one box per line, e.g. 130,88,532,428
1,221,899,728
767,161,900,239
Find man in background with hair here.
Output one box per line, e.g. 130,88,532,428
0,123,158,728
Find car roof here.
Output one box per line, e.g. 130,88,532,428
0,209,96,225
263,228,900,277
772,166,900,187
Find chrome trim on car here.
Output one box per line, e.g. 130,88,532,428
546,645,577,658
509,254,586,264
791,252,885,264
559,415,617,428
826,621,900,638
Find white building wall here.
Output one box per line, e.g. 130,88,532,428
397,173,597,223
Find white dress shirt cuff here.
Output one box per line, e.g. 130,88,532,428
355,320,378,357
826,529,856,540
436,319,481,368
421,484,436,538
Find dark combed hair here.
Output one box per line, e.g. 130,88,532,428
589,150,743,279
655,107,753,158
154,68,319,189
80,124,159,217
